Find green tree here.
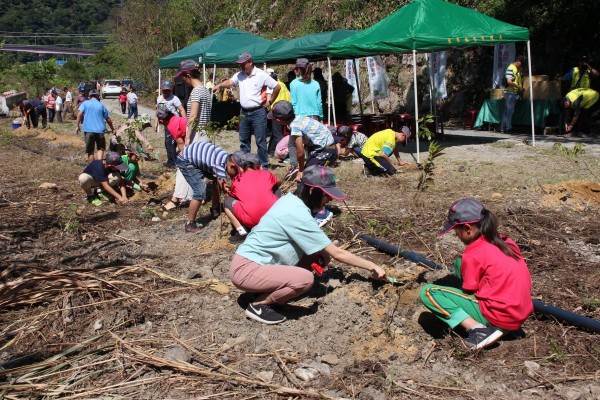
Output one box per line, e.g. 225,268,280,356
17,61,57,97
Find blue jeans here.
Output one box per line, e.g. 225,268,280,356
176,157,207,201
239,107,268,167
501,92,518,132
128,103,138,119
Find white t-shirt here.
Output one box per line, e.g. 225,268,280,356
65,91,73,102
55,96,63,111
156,94,183,116
126,92,138,105
230,66,277,109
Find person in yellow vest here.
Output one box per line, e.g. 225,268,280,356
501,55,525,134
266,68,291,156
561,55,599,90
559,88,599,136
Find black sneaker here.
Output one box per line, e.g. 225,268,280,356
245,303,286,324
228,233,246,244
465,325,503,350
185,221,201,233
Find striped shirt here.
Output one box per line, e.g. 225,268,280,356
347,131,368,150
290,116,334,150
180,141,228,180
187,86,212,132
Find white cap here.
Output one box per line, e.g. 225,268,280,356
266,68,275,75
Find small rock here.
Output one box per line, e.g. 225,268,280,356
39,182,57,190
561,388,583,400
93,319,103,332
358,386,386,400
523,360,540,378
256,370,274,383
222,335,247,350
187,270,202,279
458,165,466,172
372,328,384,337
305,361,331,375
321,354,339,366
294,367,319,382
151,216,161,222
164,345,192,363
491,193,503,199
328,279,342,289
210,282,230,295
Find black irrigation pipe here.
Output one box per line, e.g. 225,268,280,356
359,233,600,334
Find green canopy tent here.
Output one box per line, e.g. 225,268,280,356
328,0,534,160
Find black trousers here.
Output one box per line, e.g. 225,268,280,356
164,127,178,167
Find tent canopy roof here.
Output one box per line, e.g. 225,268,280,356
328,0,529,57
263,30,358,64
158,27,273,68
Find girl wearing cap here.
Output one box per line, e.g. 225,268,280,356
290,58,322,121
420,198,533,350
229,165,387,325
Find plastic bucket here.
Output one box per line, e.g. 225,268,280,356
12,123,22,130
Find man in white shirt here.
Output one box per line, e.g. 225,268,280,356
213,52,281,168
63,87,75,120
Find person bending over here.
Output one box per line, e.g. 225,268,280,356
360,127,411,176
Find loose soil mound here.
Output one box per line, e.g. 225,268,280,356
541,180,600,209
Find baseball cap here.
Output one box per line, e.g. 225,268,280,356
89,89,99,97
266,68,275,75
160,80,174,90
295,58,309,69
156,108,171,120
267,100,295,120
105,151,128,171
231,150,260,169
173,59,199,78
236,52,253,65
337,125,352,137
401,126,412,146
301,165,347,200
437,198,485,235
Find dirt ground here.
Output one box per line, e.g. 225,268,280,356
0,103,599,399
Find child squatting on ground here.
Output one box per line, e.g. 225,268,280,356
419,198,533,350
78,152,129,206
229,165,387,325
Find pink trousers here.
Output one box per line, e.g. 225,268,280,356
229,254,314,304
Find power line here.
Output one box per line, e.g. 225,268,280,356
0,31,109,37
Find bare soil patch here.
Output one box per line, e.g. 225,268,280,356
0,118,599,399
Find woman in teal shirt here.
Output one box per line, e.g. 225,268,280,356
229,165,387,324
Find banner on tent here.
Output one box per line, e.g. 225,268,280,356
366,56,389,100
428,51,447,99
493,43,515,88
345,59,361,104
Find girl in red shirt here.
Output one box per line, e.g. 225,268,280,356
420,198,533,350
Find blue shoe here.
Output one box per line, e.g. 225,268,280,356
314,207,333,227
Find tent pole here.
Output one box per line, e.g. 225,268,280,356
352,58,364,117
412,50,420,163
327,57,336,126
158,68,161,92
213,64,217,86
526,41,535,146
203,63,206,86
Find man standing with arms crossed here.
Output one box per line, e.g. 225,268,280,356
501,55,525,134
77,89,115,163
213,52,281,169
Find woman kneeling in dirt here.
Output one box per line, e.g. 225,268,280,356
229,165,387,325
420,198,533,350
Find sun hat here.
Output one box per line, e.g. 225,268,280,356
160,80,174,90
173,59,199,78
236,52,253,65
437,198,485,235
105,151,128,171
267,100,294,120
301,165,347,200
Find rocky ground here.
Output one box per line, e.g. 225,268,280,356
0,100,599,399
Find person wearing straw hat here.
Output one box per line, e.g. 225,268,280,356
212,52,281,169
229,165,387,325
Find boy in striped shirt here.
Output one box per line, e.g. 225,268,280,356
177,141,238,233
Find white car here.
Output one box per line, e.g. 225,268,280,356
102,80,123,99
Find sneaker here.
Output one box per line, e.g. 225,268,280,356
185,221,201,233
314,207,333,227
363,165,372,177
245,303,286,324
87,196,102,207
228,233,247,244
284,166,299,180
465,325,503,350
96,191,110,202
